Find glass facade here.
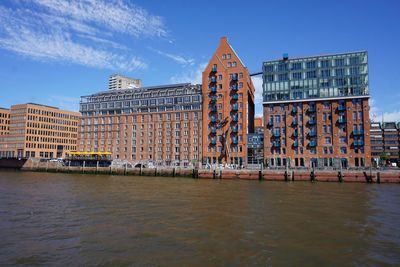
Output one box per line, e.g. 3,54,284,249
262,51,369,102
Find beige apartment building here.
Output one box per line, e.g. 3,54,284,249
78,83,202,167
0,103,80,159
109,74,142,90
0,107,10,136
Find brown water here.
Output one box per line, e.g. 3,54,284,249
0,171,399,266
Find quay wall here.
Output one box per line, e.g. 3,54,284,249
1,158,398,183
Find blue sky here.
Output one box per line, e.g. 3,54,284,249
0,0,399,120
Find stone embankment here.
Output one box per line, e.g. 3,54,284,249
12,159,399,183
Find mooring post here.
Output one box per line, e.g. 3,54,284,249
377,172,381,184
96,161,99,174
82,161,85,173
292,170,295,181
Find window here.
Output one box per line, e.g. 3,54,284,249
292,62,302,70
267,75,274,82
292,72,302,79
335,68,345,77
335,58,345,66
320,60,330,68
321,69,331,78
306,71,316,78
278,73,288,81
306,61,316,69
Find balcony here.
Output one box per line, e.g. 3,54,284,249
309,141,317,147
211,66,217,72
230,84,238,91
209,86,217,93
338,118,346,124
210,139,217,145
353,130,364,135
231,126,238,133
308,119,316,125
308,106,316,113
209,95,217,102
273,132,281,138
293,131,298,137
210,127,217,133
231,115,238,122
231,104,238,111
231,94,239,100
308,131,317,137
209,105,217,112
210,117,217,123
337,105,346,111
267,120,274,127
231,75,238,81
210,76,217,83
293,141,298,147
292,107,297,114
272,141,281,147
292,120,298,126
232,138,238,145
354,140,364,146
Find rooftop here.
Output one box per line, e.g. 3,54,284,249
264,51,367,64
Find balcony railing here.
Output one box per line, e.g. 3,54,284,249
292,120,298,126
293,141,298,147
210,117,217,123
354,140,364,146
209,105,217,112
210,76,216,83
353,130,364,135
338,118,346,124
273,132,281,138
308,119,316,125
231,104,238,111
272,141,281,147
231,94,238,100
209,86,217,93
210,139,217,145
267,120,273,127
210,127,217,133
232,138,238,144
309,141,317,147
293,131,298,137
230,84,238,91
231,126,238,133
211,66,217,72
292,107,297,114
308,106,316,113
308,131,317,137
231,115,238,122
209,95,217,102
231,75,238,81
337,105,346,111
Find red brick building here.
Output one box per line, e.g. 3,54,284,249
263,52,371,168
202,37,255,166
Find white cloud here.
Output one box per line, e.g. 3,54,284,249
170,62,207,84
0,1,167,71
369,98,400,122
251,76,263,117
151,48,194,66
31,0,167,38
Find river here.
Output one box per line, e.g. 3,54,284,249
0,171,399,266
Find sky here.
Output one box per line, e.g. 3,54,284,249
0,0,399,120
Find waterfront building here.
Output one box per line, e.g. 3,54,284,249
0,103,80,158
78,83,202,167
109,74,141,90
262,51,371,168
202,37,255,166
0,107,10,136
370,122,384,166
382,122,400,165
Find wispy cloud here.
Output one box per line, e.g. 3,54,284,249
0,1,167,71
151,48,195,66
170,62,207,84
251,76,263,117
370,98,400,122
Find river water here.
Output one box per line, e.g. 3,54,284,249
0,171,399,266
